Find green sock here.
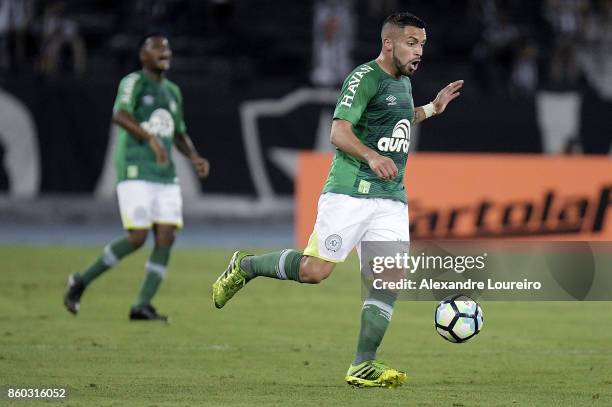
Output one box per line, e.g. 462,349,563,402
78,237,138,286
134,246,171,307
353,289,397,365
240,249,303,282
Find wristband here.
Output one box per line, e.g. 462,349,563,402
423,102,437,118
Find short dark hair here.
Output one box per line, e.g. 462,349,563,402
138,32,166,50
382,12,426,30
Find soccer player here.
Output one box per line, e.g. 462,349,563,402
212,13,462,386
64,33,210,321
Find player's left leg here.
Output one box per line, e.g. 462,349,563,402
130,182,182,322
212,250,337,309
211,249,309,309
130,224,175,321
212,193,370,308
346,198,409,388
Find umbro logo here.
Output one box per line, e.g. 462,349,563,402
386,95,397,105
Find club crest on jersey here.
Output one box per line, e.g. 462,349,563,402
140,108,175,138
377,119,410,153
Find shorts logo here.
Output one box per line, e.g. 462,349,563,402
325,234,342,252
133,206,148,222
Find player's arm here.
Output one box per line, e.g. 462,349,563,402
112,110,168,165
112,109,152,141
412,80,464,125
112,74,168,165
330,119,397,181
173,132,210,178
332,66,398,181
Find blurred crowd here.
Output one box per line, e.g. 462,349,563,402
310,0,612,99
0,0,611,100
472,0,612,99
0,0,86,76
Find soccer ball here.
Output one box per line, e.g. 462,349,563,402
434,294,483,343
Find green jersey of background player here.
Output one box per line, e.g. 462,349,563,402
212,12,463,387
64,33,210,321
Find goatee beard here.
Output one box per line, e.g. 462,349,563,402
392,52,411,76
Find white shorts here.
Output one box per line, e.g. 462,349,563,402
116,180,183,229
303,192,409,262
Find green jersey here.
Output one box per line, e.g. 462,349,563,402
323,60,414,203
112,70,186,184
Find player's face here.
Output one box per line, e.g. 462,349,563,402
141,37,172,72
391,26,426,76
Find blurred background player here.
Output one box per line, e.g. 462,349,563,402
212,12,462,387
63,33,210,321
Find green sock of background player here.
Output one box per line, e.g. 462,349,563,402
134,246,171,307
241,250,303,282
78,237,138,285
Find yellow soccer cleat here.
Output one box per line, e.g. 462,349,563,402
212,250,252,309
345,360,407,388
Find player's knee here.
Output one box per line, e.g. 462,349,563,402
304,268,331,284
158,234,175,247
155,228,176,247
127,230,148,249
299,258,334,284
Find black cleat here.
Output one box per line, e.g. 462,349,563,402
129,304,169,322
64,273,85,315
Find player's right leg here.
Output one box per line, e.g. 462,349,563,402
63,180,153,315
346,199,410,388
63,229,147,315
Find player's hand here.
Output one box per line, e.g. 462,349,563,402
367,153,398,181
191,155,210,178
148,136,169,166
432,80,463,115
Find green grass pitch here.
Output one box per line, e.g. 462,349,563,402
1,246,611,406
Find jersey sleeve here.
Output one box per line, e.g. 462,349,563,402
172,84,187,134
113,73,142,114
333,66,378,125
